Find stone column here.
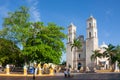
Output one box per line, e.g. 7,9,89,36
49,68,54,75
76,51,77,70
6,64,10,74
24,65,27,75
114,61,119,72
86,66,90,72
80,66,83,72
38,67,42,75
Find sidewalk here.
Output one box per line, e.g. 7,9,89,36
0,72,56,77
0,71,120,77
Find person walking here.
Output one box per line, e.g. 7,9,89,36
64,69,68,77
67,68,70,77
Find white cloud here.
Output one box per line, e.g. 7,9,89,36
27,0,41,22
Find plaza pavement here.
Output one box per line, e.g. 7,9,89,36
0,72,120,80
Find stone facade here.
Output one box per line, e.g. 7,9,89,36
66,23,76,69
86,16,98,69
66,16,99,70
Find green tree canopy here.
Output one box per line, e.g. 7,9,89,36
115,45,120,65
103,44,117,65
1,6,31,44
0,38,22,67
70,38,82,51
91,50,102,61
24,22,66,64
0,6,66,64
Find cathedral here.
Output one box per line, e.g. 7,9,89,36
66,16,109,71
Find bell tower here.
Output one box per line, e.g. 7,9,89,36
86,16,98,69
66,23,76,69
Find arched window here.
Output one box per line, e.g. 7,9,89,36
78,62,81,70
69,30,70,34
89,32,91,38
89,23,91,27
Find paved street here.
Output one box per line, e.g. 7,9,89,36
0,72,120,80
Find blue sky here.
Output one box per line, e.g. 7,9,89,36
0,0,120,61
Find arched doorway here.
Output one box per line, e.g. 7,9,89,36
78,62,82,70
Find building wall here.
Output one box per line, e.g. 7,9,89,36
66,43,74,68
66,23,76,68
86,16,98,69
66,16,99,70
76,36,86,69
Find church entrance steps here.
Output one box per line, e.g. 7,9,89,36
96,70,116,73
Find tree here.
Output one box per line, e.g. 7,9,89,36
61,61,66,65
0,6,66,64
1,6,31,49
1,6,30,42
71,38,82,51
115,45,120,67
91,50,102,61
70,38,82,69
0,38,22,67
0,6,32,64
103,44,117,70
24,22,66,64
91,50,102,68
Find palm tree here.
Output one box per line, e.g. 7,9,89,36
91,50,102,68
115,45,120,68
71,38,82,51
91,50,102,61
70,38,82,69
103,44,117,70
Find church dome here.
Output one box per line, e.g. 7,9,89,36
100,42,108,48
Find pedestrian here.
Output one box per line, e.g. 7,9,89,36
67,68,70,77
34,64,38,75
64,69,68,77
